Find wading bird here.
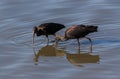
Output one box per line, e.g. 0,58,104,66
55,24,98,51
32,22,65,45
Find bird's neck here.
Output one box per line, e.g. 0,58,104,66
54,35,67,47
56,35,68,41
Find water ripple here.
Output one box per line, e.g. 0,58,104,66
0,0,120,79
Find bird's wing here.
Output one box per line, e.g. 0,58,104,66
65,26,86,38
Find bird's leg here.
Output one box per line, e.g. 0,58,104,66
85,37,92,53
77,39,80,50
46,35,49,45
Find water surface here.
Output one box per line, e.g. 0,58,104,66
0,0,120,79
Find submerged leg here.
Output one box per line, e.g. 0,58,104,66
54,37,58,47
46,35,49,45
77,39,80,50
85,37,92,53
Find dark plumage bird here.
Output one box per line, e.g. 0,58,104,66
32,22,65,46
55,24,98,50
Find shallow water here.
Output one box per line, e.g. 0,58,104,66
0,0,120,79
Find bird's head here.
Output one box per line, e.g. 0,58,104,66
54,35,68,47
86,25,98,33
55,35,67,41
33,26,43,36
32,26,43,52
32,26,38,35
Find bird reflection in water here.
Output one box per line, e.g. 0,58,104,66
33,45,66,64
66,50,100,67
33,46,99,67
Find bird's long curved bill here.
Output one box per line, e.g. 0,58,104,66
32,32,36,56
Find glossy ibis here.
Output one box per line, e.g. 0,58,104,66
55,24,98,50
32,22,65,46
